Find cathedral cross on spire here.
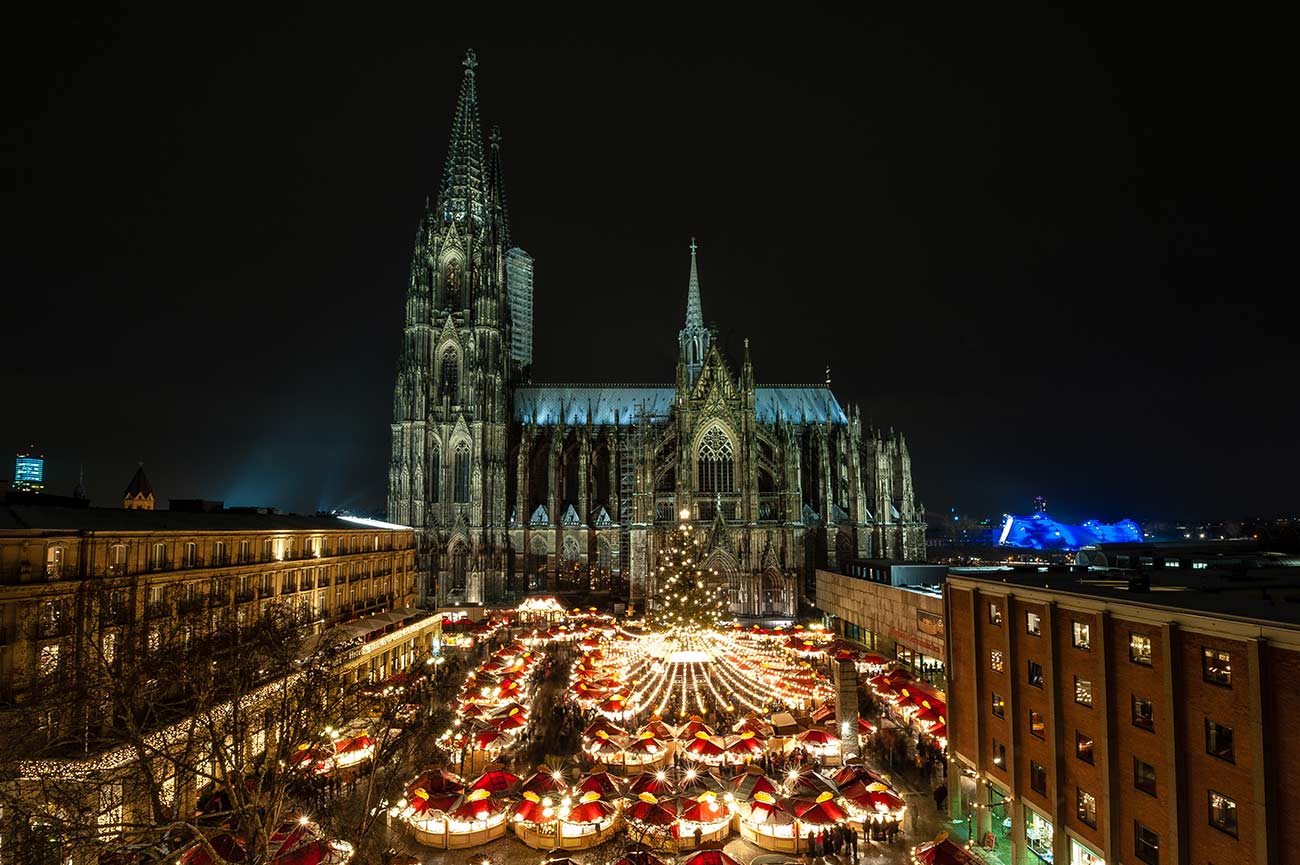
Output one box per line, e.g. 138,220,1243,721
463,50,478,73
690,237,697,255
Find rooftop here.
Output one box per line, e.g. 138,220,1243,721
949,564,1300,629
0,504,411,535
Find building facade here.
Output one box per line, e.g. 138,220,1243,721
13,448,44,493
0,505,425,737
815,562,949,687
387,52,926,615
0,503,434,858
944,566,1300,865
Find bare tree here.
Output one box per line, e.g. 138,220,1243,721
0,591,438,864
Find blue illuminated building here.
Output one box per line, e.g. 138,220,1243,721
996,511,1142,551
13,448,44,493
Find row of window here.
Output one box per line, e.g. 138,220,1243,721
989,635,1232,687
44,533,406,578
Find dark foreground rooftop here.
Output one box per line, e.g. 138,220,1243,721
949,563,1300,629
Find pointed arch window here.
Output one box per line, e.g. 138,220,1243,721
697,426,735,493
450,543,468,589
429,444,441,501
453,442,470,503
440,348,459,402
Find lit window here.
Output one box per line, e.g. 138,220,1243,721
990,650,1004,673
1135,822,1160,864
184,542,197,567
1074,676,1093,707
1026,611,1041,635
1205,719,1234,762
1130,632,1153,666
991,739,1006,769
1202,647,1232,686
39,644,60,677
1133,696,1155,731
989,603,1002,626
1027,660,1044,688
1072,620,1091,650
1134,758,1156,796
151,543,166,570
991,692,1005,718
1208,790,1237,837
1076,732,1094,764
1077,789,1097,827
1029,709,1045,740
45,545,65,578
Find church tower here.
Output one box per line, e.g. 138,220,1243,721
389,50,521,605
677,238,710,386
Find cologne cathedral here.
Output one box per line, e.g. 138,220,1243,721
388,53,926,616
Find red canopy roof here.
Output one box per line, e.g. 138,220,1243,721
682,849,744,865
469,769,520,794
791,796,848,825
912,839,986,865
567,799,617,823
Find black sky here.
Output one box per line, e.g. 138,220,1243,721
3,5,1295,524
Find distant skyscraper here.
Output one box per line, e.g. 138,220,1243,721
506,246,534,369
13,447,44,492
1033,494,1047,513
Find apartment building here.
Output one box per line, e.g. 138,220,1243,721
944,565,1300,865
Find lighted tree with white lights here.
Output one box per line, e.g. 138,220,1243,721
648,509,726,631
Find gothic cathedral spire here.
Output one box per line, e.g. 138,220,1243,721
678,237,710,385
437,50,487,228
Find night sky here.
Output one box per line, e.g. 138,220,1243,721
3,7,1295,524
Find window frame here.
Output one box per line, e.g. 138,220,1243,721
1076,788,1097,828
1075,731,1095,764
990,649,1004,673
1201,647,1232,687
1029,709,1046,740
988,602,1002,626
991,692,1005,719
1132,695,1155,732
1029,760,1047,796
991,738,1007,770
1074,675,1094,708
1129,632,1153,666
1205,718,1235,763
1071,620,1091,650
1207,789,1238,838
1134,821,1160,864
1134,757,1157,796
1027,659,1044,688
1026,610,1042,636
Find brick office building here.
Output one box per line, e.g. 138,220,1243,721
944,565,1300,865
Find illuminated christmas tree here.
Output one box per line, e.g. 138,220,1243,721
648,508,726,630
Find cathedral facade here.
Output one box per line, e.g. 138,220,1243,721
388,53,926,616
